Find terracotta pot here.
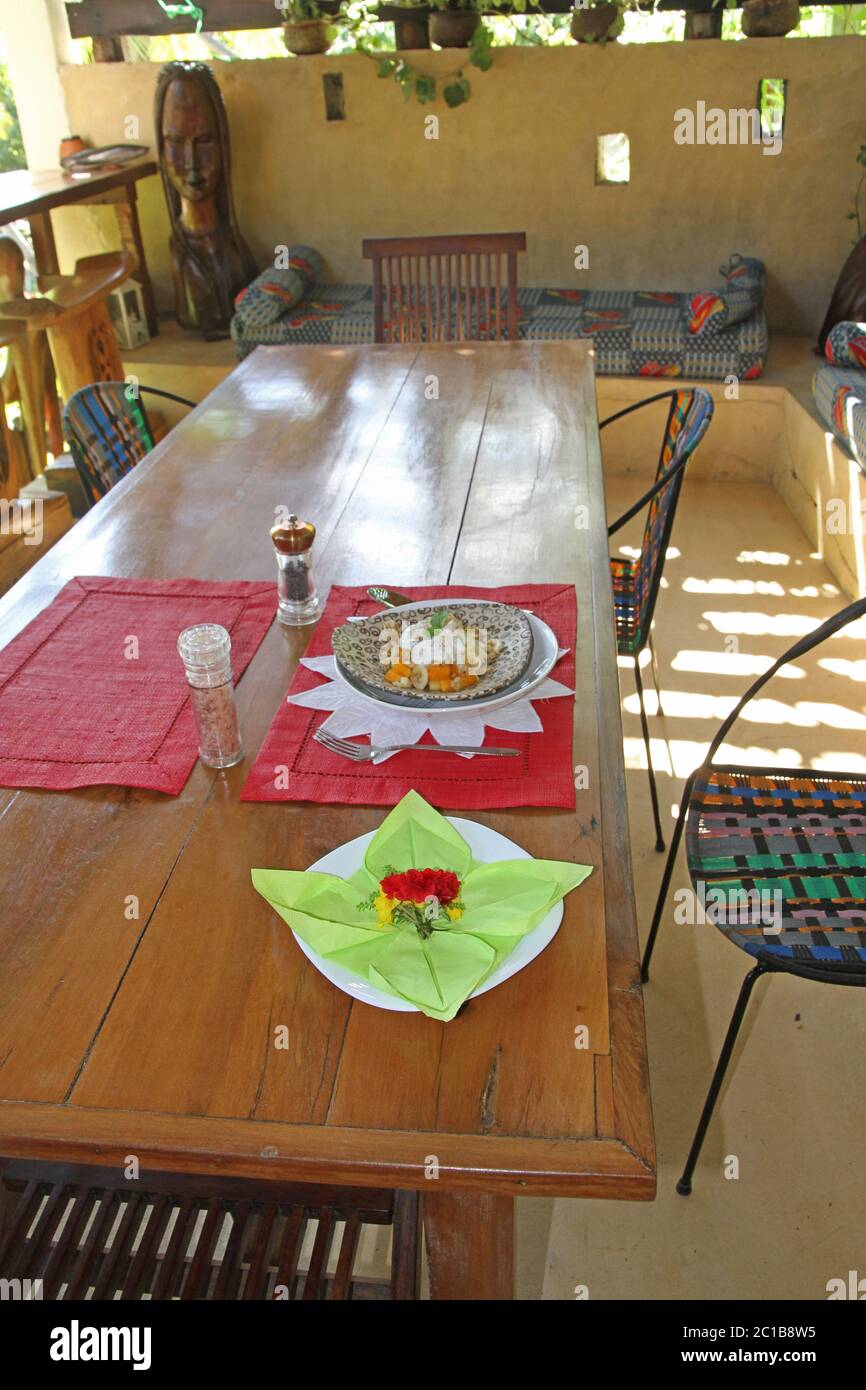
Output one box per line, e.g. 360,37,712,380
430,11,480,48
394,12,431,49
282,19,332,56
570,4,622,43
741,0,800,36
59,135,88,163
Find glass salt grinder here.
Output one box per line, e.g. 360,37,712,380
270,514,320,626
177,623,244,769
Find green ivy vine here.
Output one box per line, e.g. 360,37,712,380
370,24,494,108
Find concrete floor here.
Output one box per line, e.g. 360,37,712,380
523,474,865,1301
342,471,865,1300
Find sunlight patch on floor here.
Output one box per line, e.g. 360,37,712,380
670,650,804,679
682,578,786,597
700,609,821,637
736,550,790,566
819,657,866,682
811,751,866,774
623,691,866,731
624,737,810,777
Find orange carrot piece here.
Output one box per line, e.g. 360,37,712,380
385,663,411,683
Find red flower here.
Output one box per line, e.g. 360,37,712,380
380,868,460,904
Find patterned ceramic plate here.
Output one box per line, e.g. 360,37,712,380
334,610,560,715
331,601,533,702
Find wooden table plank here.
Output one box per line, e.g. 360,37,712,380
0,343,654,1209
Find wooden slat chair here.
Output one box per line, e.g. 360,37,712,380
0,1161,420,1301
362,232,526,344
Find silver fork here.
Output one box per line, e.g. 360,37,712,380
314,729,519,760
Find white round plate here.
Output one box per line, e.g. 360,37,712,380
293,815,564,1012
333,607,561,718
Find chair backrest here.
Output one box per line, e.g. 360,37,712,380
630,388,714,648
62,381,154,506
362,233,526,344
704,594,866,771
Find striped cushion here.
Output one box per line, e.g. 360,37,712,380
686,768,866,971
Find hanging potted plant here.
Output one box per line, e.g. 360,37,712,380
741,0,800,37
570,0,626,44
428,0,481,48
388,1,432,49
282,0,334,56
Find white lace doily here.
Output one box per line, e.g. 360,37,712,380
290,655,573,762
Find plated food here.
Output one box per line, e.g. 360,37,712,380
332,601,533,702
379,609,498,693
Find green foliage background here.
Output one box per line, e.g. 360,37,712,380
0,63,25,174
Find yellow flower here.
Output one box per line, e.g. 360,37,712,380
446,906,463,921
374,893,396,927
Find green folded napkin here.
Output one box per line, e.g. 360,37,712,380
252,790,592,1021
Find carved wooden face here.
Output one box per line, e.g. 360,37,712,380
161,75,222,204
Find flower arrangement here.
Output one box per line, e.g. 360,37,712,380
360,867,464,936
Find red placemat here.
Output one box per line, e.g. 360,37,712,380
241,584,576,810
0,576,274,794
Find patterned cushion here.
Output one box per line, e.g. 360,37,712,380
825,320,866,369
813,364,866,469
233,282,767,381
686,768,866,972
232,246,323,329
687,254,765,338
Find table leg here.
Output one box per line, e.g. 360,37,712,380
115,188,159,337
423,1191,514,1299
29,211,59,278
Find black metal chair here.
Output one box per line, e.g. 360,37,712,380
606,388,714,851
0,1159,421,1300
640,595,866,1194
63,381,195,508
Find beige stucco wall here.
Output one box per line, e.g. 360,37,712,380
59,36,865,336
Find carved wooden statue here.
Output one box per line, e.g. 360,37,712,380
155,62,257,337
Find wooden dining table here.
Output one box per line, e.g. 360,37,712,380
0,339,655,1299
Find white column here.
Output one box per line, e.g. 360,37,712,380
0,0,74,169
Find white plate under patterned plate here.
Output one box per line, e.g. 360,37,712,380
293,816,564,1012
333,607,562,718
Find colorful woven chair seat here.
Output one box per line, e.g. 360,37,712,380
686,767,866,972
63,381,195,508
609,555,639,653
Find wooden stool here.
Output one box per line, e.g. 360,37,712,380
0,319,72,594
0,1160,421,1301
0,251,133,402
